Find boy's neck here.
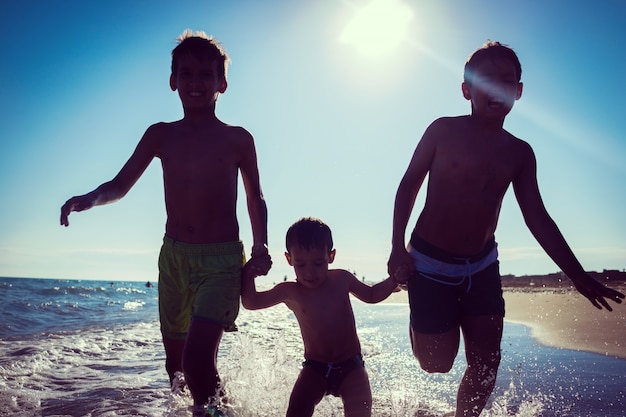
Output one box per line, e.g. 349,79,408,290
182,107,221,125
468,113,506,131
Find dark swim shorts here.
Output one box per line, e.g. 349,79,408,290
303,354,365,397
158,236,245,340
407,233,505,334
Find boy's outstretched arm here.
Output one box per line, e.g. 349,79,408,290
513,145,624,310
240,264,288,311
60,126,159,226
349,273,399,304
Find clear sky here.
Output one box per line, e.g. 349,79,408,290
1,0,624,283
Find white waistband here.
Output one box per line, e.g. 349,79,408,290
409,243,498,286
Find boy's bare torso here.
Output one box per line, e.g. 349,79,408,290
283,270,362,363
149,119,252,244
414,115,532,255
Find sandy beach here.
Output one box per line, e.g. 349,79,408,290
383,286,626,359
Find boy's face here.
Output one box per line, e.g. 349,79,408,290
285,245,336,289
462,58,522,119
170,54,227,112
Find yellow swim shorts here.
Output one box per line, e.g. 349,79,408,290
158,236,245,339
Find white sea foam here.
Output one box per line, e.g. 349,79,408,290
1,278,624,416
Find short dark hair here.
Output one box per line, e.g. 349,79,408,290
285,217,334,253
464,41,522,85
171,29,230,80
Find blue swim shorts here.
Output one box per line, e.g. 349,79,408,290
407,233,505,334
158,236,245,340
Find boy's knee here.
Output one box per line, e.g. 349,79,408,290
419,361,454,374
410,327,460,374
468,349,501,369
414,352,455,373
411,342,457,373
286,402,315,417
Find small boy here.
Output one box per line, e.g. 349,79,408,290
387,41,624,417
60,30,272,416
242,217,399,417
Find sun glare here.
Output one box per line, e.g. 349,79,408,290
338,0,414,58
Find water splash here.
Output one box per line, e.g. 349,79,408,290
1,278,624,416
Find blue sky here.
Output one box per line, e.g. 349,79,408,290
1,0,624,283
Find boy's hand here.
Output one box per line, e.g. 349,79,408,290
388,248,414,284
241,264,258,281
571,274,625,311
60,194,95,226
245,250,272,278
249,244,272,276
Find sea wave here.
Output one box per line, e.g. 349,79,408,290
1,278,624,416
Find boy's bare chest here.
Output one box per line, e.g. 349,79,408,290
295,291,351,322
160,136,240,175
434,139,519,188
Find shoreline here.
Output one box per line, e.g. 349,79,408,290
382,287,626,360
502,289,625,360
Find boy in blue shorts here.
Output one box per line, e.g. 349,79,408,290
242,217,399,417
60,30,272,416
387,41,624,417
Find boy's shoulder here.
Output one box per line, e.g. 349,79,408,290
327,268,355,277
431,115,468,125
429,116,529,143
153,119,249,131
423,115,469,136
419,115,469,144
327,268,359,286
145,120,254,142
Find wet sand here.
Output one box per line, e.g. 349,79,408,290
383,287,626,359
503,288,625,359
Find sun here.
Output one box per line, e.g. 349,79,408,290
338,0,414,58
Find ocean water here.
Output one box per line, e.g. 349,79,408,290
0,277,624,417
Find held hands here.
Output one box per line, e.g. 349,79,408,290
242,257,272,281
570,274,625,311
245,244,272,278
60,194,96,226
387,248,414,285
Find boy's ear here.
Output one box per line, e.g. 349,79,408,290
284,251,293,266
169,73,177,91
516,82,523,100
328,249,336,264
461,82,472,100
219,78,228,94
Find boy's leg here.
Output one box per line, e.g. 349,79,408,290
183,318,225,406
286,366,327,417
456,315,503,417
180,241,243,406
158,237,195,388
338,367,372,417
410,326,461,373
163,336,185,385
407,262,462,372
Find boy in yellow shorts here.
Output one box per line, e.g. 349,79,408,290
61,30,272,416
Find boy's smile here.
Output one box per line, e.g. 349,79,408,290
170,54,227,113
487,96,504,109
462,58,522,119
286,246,336,289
